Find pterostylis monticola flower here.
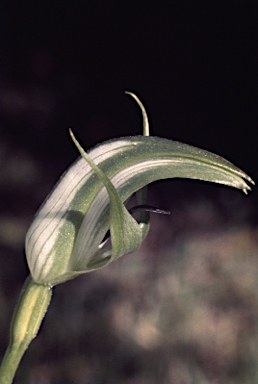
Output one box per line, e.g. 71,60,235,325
0,92,254,384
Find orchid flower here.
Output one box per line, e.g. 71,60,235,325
0,93,254,384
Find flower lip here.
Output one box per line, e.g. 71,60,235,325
100,204,170,245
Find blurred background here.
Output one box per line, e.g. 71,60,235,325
0,1,258,383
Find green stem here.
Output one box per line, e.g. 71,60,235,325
0,275,52,384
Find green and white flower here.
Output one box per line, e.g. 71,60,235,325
25,94,254,287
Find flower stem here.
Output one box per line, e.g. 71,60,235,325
0,275,52,384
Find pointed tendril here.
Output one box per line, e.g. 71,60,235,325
128,204,170,215
125,91,150,136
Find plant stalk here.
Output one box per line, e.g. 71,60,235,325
0,275,52,384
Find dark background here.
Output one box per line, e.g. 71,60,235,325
1,1,257,172
1,0,257,223
0,1,258,383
